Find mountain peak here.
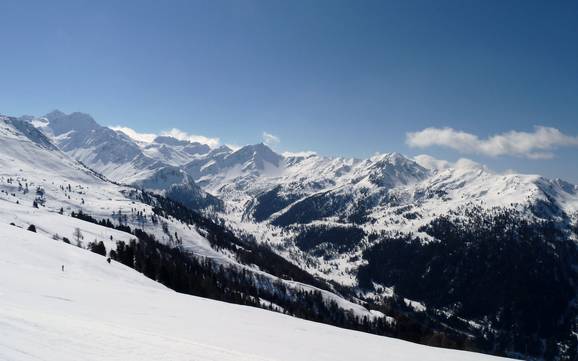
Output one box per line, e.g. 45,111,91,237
224,143,283,170
44,109,66,119
43,110,99,135
242,143,280,156
231,142,275,155
369,152,416,167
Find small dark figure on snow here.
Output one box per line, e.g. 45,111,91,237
106,258,111,264
61,265,64,272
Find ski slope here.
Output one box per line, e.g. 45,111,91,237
0,225,514,361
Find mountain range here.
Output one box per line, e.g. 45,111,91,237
2,110,578,360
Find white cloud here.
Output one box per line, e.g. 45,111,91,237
406,126,578,159
413,154,452,171
413,154,485,171
110,126,220,147
160,128,220,148
109,126,156,143
262,132,280,147
453,158,486,170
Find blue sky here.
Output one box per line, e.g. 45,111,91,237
1,0,577,181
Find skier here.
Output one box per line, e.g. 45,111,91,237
61,265,64,272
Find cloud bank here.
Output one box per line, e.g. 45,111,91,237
406,126,578,159
111,126,281,151
109,126,220,148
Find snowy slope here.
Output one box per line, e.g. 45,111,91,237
0,115,219,257
0,224,514,361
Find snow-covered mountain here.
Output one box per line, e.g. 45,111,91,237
7,110,578,359
8,114,504,359
27,111,222,211
0,114,380,324
141,135,211,166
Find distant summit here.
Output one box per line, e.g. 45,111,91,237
44,110,99,135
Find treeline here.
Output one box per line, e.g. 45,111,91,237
358,207,578,360
71,210,132,234
69,195,474,353
110,235,375,329
70,208,391,335
107,224,478,351
129,189,331,291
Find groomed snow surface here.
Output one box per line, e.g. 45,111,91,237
0,225,513,361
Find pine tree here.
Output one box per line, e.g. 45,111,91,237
88,240,106,256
